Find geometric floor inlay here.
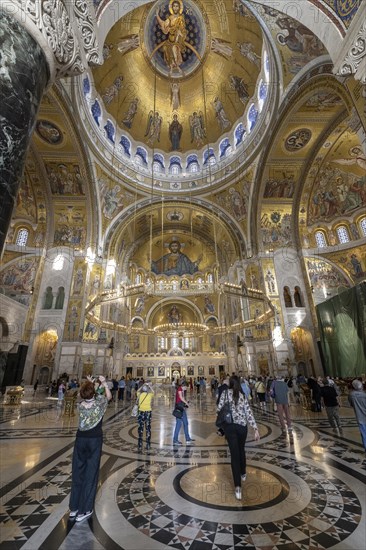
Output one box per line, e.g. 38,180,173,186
117,453,362,549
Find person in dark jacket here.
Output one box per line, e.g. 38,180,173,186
307,376,322,412
320,378,342,431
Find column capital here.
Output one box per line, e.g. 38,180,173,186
333,1,366,84
0,0,102,83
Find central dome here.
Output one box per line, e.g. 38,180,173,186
91,0,265,154
142,0,210,80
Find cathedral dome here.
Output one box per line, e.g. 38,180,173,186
79,0,275,193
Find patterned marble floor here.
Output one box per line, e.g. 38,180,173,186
0,387,365,550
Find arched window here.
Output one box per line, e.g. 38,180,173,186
315,231,327,248
294,286,303,307
158,337,167,350
336,225,350,244
283,286,292,308
171,164,179,175
189,162,198,173
55,286,65,309
119,136,131,157
235,123,246,145
16,228,29,246
359,217,366,237
43,287,53,309
247,103,258,131
135,273,142,284
153,161,162,173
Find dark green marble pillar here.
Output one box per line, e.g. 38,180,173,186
0,14,49,253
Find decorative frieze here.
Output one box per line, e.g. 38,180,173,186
333,2,366,83
0,0,102,82
337,24,366,83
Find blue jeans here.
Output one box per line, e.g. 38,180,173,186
359,423,366,449
173,409,191,442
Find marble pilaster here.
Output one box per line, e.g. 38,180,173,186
0,14,49,253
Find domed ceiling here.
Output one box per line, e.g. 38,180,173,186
91,0,265,154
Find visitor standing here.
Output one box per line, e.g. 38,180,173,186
136,382,154,451
271,376,292,433
307,376,322,412
320,378,342,432
254,377,266,410
348,379,366,450
69,376,112,522
217,375,260,500
173,380,195,445
118,376,126,401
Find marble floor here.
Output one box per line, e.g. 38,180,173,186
0,387,365,550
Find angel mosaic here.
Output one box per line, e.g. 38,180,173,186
102,76,123,105
211,37,233,60
213,97,230,130
236,41,261,67
229,75,249,105
117,34,140,55
103,185,124,219
189,111,206,147
122,98,139,129
145,111,163,145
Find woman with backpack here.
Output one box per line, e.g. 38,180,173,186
217,375,260,500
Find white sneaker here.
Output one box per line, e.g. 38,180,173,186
241,473,247,482
69,510,78,518
235,487,242,500
75,510,93,522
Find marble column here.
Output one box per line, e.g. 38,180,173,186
0,14,49,254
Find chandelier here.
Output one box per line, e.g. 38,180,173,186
85,54,275,343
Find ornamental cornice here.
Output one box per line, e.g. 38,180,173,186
0,0,102,83
333,1,366,83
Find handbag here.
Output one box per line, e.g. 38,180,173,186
215,390,233,428
172,404,184,419
131,393,148,417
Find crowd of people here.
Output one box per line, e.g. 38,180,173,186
37,369,365,520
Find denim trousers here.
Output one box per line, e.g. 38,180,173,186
224,423,248,487
69,435,103,514
173,409,190,441
359,423,366,449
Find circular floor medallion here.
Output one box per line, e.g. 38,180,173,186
177,464,287,509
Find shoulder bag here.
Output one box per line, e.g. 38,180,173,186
172,403,184,419
215,390,233,428
131,393,148,417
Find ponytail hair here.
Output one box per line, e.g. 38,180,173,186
229,375,241,405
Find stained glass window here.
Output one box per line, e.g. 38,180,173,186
336,225,350,244
16,228,28,246
315,231,327,248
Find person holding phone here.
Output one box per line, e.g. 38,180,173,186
69,376,112,522
173,379,195,445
